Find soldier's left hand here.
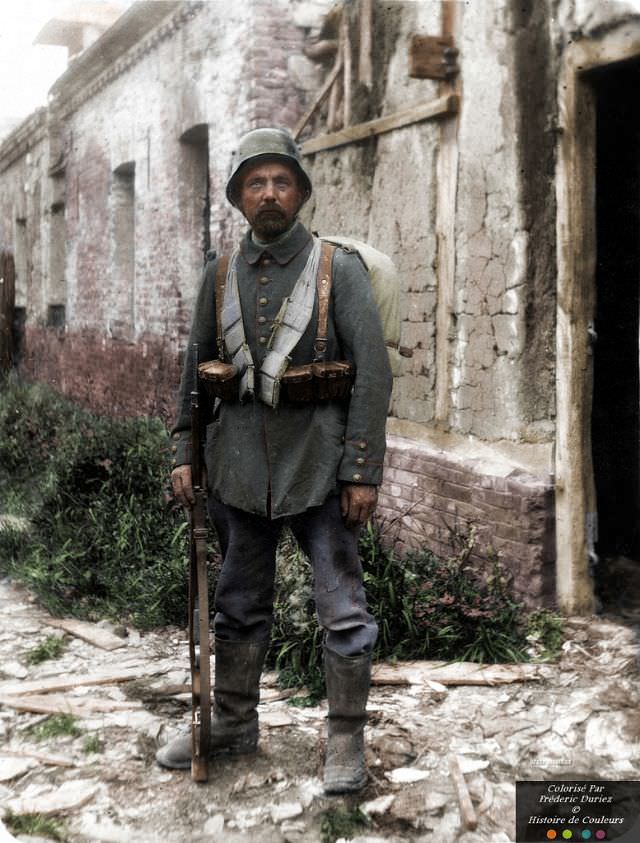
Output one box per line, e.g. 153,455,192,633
341,483,378,528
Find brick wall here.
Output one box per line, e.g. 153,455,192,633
378,435,556,608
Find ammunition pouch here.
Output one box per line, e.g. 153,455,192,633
198,359,354,404
281,360,354,402
198,360,239,401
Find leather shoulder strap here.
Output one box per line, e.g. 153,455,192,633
314,241,336,361
215,255,230,359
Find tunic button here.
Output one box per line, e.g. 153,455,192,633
172,432,180,440
257,315,267,324
262,258,271,266
171,445,177,453
259,336,268,345
356,457,365,464
359,441,367,450
259,296,268,306
352,473,362,481
259,276,270,284
171,459,177,466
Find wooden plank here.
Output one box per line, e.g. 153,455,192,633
448,754,478,831
0,693,143,716
371,660,543,686
358,0,373,88
301,94,459,155
45,617,127,650
409,34,458,80
293,51,343,140
1,749,75,768
342,13,352,128
0,666,162,697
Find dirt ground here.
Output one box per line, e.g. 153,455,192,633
1,575,639,843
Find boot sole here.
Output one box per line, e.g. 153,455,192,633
323,772,368,794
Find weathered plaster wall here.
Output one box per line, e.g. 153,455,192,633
303,0,441,425
449,0,557,442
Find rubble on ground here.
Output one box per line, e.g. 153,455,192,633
0,577,638,842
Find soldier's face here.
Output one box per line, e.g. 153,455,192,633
237,160,306,240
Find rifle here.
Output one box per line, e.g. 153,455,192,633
188,343,211,782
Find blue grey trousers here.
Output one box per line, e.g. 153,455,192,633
207,494,378,657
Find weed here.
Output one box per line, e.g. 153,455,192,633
320,807,369,843
22,714,82,741
26,635,67,665
4,812,67,842
0,377,189,628
83,734,105,754
525,608,564,662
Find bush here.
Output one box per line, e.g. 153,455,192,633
0,377,189,627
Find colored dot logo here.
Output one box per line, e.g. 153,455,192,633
581,831,592,840
595,832,607,841
546,832,557,840
562,831,573,839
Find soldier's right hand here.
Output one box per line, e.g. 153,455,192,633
171,465,194,508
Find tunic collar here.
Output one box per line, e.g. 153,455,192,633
241,220,312,266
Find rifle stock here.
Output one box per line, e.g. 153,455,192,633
188,343,211,782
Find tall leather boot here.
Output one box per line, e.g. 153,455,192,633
323,647,372,794
156,638,268,769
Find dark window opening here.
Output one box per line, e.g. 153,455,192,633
47,304,66,328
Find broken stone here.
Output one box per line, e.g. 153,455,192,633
0,756,35,782
370,733,416,768
260,710,295,727
584,712,640,761
1,661,28,680
270,802,304,823
386,766,430,783
203,814,225,836
361,794,396,816
4,778,99,816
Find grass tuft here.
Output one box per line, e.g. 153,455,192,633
22,714,82,741
4,812,68,842
26,635,67,665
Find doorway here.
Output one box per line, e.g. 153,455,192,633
591,58,640,610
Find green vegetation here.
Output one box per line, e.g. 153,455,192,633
22,714,82,741
83,734,105,754
320,807,369,843
0,375,190,628
0,376,564,695
525,608,565,662
4,812,68,842
26,634,67,665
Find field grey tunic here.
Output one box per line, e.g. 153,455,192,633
171,220,392,519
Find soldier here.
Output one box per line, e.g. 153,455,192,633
156,127,392,794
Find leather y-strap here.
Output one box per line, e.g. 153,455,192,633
215,255,230,360
314,241,336,362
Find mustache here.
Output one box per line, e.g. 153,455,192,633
256,206,285,216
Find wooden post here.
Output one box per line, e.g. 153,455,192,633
358,0,373,88
341,13,352,128
328,36,344,132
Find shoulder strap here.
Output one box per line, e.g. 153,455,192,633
215,255,230,360
314,241,336,362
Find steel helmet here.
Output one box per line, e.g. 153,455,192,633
226,127,312,206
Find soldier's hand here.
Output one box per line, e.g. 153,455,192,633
341,483,378,528
171,465,195,508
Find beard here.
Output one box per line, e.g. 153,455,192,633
252,208,290,239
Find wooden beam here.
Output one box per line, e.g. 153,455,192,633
358,0,373,87
342,14,352,128
448,754,478,831
301,94,459,155
293,50,343,141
